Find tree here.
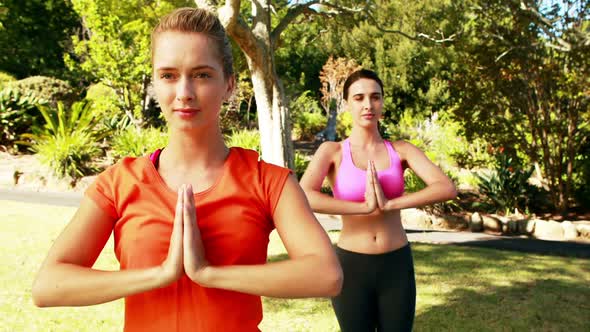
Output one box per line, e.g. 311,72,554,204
68,0,193,126
451,0,590,212
0,0,80,79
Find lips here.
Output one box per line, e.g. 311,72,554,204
362,113,375,119
174,108,200,118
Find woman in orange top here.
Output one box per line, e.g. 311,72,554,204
32,7,342,332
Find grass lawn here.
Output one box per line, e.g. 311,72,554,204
1,200,589,331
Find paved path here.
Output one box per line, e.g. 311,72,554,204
2,188,590,258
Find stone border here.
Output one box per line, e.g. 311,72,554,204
400,209,590,243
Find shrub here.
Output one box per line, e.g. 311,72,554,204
110,126,168,160
336,111,353,139
0,72,16,89
0,88,47,152
226,129,260,153
4,76,76,107
28,100,106,180
293,151,310,180
290,91,325,140
86,83,123,118
475,152,534,214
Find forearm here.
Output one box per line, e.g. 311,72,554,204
385,181,457,211
196,254,342,298
304,190,367,215
32,264,165,307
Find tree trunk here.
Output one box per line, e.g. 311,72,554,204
249,64,293,167
213,0,294,168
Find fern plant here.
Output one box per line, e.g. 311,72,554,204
26,100,106,180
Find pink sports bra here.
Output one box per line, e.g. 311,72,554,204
332,138,404,202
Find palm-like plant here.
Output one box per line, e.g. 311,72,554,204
26,100,106,180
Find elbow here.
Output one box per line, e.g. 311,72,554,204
32,279,53,308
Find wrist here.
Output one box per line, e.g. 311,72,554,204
384,198,399,211
188,264,214,287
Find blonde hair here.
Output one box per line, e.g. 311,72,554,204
151,7,234,78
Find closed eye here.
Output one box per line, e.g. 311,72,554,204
193,72,212,79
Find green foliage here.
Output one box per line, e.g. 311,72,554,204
320,0,458,123
85,83,122,118
0,88,47,152
336,112,353,139
226,129,260,153
0,0,80,78
404,169,426,194
451,0,589,211
475,153,535,214
293,151,310,180
28,100,105,179
0,71,16,88
110,126,168,161
290,91,325,140
4,76,76,107
68,0,192,124
387,112,472,170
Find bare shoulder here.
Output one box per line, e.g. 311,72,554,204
391,140,423,160
316,141,341,155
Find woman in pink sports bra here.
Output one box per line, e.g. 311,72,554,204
301,69,457,332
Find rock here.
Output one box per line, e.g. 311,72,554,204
561,221,578,241
482,215,502,232
469,212,483,232
516,219,535,235
533,220,564,241
401,209,432,230
574,221,590,240
506,219,519,234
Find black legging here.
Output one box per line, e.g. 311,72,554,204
331,244,416,332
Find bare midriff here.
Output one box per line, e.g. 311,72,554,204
338,210,408,254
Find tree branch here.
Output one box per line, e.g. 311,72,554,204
320,1,456,44
519,1,572,51
271,1,319,48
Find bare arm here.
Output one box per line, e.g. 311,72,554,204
383,141,457,211
184,176,343,298
299,142,373,215
32,193,185,307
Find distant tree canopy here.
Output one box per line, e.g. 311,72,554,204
0,0,80,79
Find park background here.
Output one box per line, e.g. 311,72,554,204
0,0,589,331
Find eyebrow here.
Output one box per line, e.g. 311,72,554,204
155,65,216,72
352,92,382,97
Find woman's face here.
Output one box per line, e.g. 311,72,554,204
152,31,234,132
345,78,384,128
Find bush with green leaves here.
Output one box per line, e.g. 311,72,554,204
226,129,260,153
386,112,474,170
405,168,461,214
475,152,534,214
86,83,123,118
28,100,106,180
290,91,325,140
293,151,310,180
4,76,76,107
336,111,353,139
110,126,168,161
0,88,47,152
0,72,16,88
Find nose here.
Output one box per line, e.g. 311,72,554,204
362,97,371,110
176,77,195,103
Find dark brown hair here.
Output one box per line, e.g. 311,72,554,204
343,69,384,100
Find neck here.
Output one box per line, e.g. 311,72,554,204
349,125,383,148
163,126,228,170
